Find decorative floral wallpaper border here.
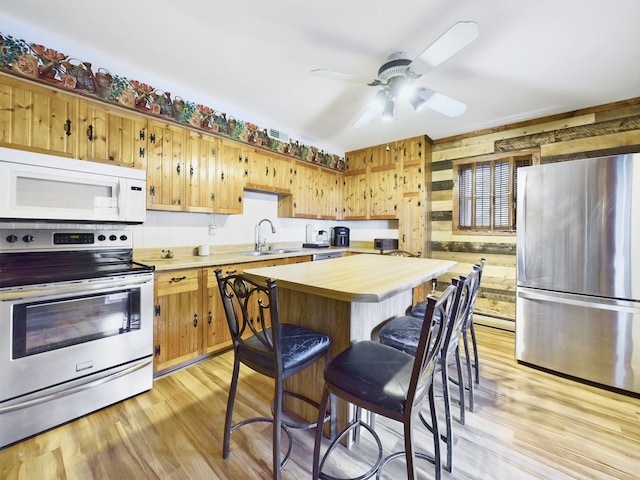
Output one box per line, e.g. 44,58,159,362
0,33,346,171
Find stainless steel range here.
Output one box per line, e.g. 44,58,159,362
0,228,154,448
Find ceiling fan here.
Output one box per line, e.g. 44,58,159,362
311,21,479,128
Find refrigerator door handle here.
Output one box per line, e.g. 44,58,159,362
517,172,527,282
518,289,640,314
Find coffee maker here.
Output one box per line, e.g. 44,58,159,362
331,226,350,247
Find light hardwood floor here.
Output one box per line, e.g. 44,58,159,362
1,326,639,479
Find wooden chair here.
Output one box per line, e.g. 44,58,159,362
215,269,334,480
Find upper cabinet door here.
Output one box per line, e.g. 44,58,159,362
76,99,147,169
146,120,188,211
0,75,76,157
186,132,218,213
216,140,244,214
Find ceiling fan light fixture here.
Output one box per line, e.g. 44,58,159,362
370,90,388,111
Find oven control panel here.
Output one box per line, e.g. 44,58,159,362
0,229,133,252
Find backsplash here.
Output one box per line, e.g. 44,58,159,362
132,190,398,250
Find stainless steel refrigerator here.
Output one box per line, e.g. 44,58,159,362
516,153,640,394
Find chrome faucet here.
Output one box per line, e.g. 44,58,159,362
255,218,276,251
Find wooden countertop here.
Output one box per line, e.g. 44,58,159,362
244,254,457,303
134,244,376,271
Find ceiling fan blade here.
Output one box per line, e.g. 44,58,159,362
353,90,390,128
415,87,467,117
353,106,379,128
413,21,479,71
311,69,380,85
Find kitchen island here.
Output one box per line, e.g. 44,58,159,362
243,254,457,434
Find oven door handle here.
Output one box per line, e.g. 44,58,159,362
0,358,152,414
0,273,154,301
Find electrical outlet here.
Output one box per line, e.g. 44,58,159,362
208,224,216,236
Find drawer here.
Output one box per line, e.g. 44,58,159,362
155,269,200,296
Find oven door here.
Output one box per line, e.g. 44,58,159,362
0,272,154,402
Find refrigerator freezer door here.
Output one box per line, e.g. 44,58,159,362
516,154,640,300
516,287,640,393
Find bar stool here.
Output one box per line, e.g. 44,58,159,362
312,283,461,480
410,258,485,411
215,270,334,480
378,273,473,473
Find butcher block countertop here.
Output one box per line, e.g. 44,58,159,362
244,255,457,303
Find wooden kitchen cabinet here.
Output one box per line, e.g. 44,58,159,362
0,74,76,157
244,147,292,194
186,131,218,213
397,136,427,257
76,98,146,168
278,162,342,219
146,119,189,211
343,172,368,220
317,168,342,219
154,268,203,373
343,144,400,220
369,164,399,219
216,140,244,214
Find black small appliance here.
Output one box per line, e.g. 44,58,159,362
332,226,350,247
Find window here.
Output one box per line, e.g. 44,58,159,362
454,151,538,233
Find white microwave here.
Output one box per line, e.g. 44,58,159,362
0,147,146,224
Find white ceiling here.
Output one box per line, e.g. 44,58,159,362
2,0,640,155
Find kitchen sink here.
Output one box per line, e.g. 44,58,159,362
238,249,297,256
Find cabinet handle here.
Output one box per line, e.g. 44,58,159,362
190,165,194,177
87,125,94,141
139,147,145,158
150,133,156,143
170,276,187,282
139,130,145,141
176,163,181,175
64,119,72,136
220,171,225,181
193,313,198,327
208,311,212,325
273,168,277,178
265,166,269,176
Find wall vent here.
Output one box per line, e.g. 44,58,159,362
268,128,290,143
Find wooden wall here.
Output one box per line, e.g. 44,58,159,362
427,97,640,330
